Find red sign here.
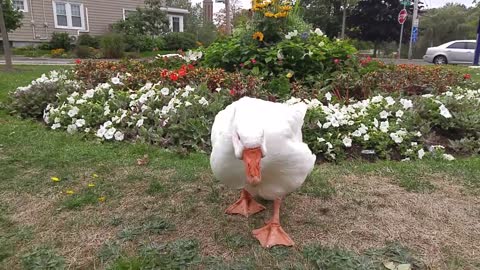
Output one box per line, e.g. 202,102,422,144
398,9,408,24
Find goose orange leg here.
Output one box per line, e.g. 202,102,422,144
225,189,265,217
252,197,294,248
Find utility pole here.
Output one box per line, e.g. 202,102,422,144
473,17,480,66
0,0,13,71
408,0,419,60
225,0,231,35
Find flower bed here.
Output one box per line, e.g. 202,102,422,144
8,65,479,161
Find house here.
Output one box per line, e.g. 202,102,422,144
4,0,189,47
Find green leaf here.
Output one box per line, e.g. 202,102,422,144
265,57,273,63
252,66,260,76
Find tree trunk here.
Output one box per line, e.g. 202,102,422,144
0,2,13,71
373,42,378,57
341,6,346,39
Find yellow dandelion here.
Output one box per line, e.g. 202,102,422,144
92,173,99,178
98,196,106,202
51,176,60,182
66,190,74,195
252,31,264,41
264,11,275,17
286,72,293,78
88,183,95,188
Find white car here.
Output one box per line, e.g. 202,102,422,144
423,40,477,64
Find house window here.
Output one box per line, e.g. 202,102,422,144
168,15,183,32
172,17,180,32
13,0,28,12
52,1,85,29
123,9,137,20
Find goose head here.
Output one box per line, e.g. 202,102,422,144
232,118,267,186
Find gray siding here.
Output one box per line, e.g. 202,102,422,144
2,0,185,45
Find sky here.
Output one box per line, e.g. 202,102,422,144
190,0,476,15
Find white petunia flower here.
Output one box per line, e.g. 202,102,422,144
422,94,434,98
418,149,425,159
111,77,121,85
215,87,222,92
104,128,116,140
396,110,404,118
390,133,403,144
385,97,395,106
380,110,389,119
443,154,455,161
373,118,379,128
114,131,124,141
67,106,79,117
67,124,77,134
401,158,410,162
343,137,352,147
314,28,324,36
160,87,170,96
325,92,332,101
400,98,413,109
371,95,383,103
198,97,209,106
103,121,113,128
75,119,86,127
96,126,107,138
185,101,192,107
380,121,389,132
84,128,90,133
352,130,362,137
326,142,333,149
67,96,75,104
136,118,144,127
363,134,370,141
51,123,61,130
54,117,61,123
439,104,452,118
76,99,87,105
317,137,325,143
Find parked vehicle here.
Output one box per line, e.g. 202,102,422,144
423,40,477,64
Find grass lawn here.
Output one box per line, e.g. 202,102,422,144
1,65,480,269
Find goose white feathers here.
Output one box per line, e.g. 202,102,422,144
210,96,316,248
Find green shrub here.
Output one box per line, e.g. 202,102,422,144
77,34,99,48
123,35,165,52
50,32,72,50
8,71,80,119
75,45,92,59
101,33,125,58
38,42,51,50
164,32,196,51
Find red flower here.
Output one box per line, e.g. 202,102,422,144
366,56,372,61
187,64,195,70
251,59,257,64
333,58,340,64
229,89,235,96
464,74,471,80
161,69,168,78
170,72,179,81
75,59,81,64
178,68,186,77
239,63,244,68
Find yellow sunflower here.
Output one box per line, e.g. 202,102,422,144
280,5,292,11
252,31,265,41
274,12,288,18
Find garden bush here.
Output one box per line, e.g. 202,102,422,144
74,45,92,59
76,34,99,48
50,32,73,51
123,35,166,52
8,71,82,119
101,33,125,59
163,33,196,51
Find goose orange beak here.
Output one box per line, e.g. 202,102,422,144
243,147,262,186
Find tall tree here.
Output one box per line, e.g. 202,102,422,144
0,0,23,71
301,0,342,38
347,0,412,56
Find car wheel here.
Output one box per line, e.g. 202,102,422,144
433,55,447,65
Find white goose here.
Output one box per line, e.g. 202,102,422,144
210,97,316,248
